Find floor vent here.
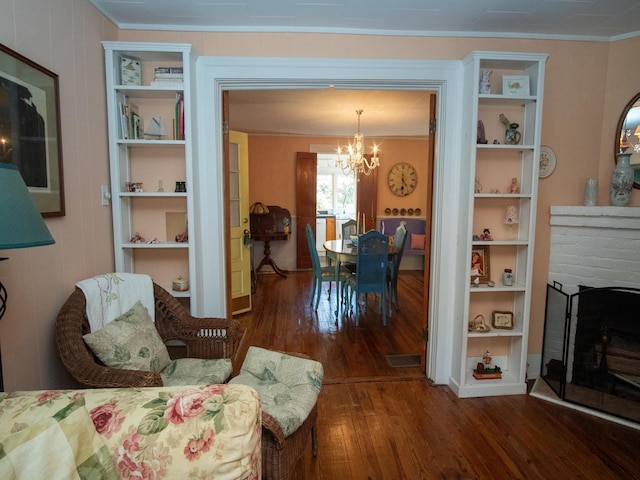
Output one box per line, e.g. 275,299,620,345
385,354,421,368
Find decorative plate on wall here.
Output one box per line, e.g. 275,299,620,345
539,145,557,178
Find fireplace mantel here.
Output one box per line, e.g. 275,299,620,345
550,206,640,230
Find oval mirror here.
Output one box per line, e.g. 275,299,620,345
615,92,640,189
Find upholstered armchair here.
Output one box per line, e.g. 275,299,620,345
55,282,242,388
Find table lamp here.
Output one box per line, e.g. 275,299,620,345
0,163,55,390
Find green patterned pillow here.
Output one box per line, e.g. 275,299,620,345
160,358,233,386
83,300,171,373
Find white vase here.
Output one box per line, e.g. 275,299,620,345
610,153,634,206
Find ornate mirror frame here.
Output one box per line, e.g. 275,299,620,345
614,91,640,189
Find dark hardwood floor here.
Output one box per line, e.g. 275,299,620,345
233,270,640,480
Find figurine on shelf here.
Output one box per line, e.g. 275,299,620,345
477,120,488,144
175,231,188,243
479,70,492,94
475,177,483,193
483,350,492,366
508,177,520,193
130,232,145,243
479,228,493,241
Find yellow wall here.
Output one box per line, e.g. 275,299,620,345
0,0,639,390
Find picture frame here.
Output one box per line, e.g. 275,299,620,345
492,310,514,329
470,245,491,284
0,44,65,217
502,75,530,96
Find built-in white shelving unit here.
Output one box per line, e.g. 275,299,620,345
451,51,547,397
103,42,197,310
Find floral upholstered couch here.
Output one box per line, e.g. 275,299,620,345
0,383,261,479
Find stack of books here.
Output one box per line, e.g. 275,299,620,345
151,67,184,86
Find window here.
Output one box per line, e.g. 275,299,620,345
316,154,356,218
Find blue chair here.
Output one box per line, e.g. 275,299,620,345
305,224,349,310
388,223,407,311
345,230,392,326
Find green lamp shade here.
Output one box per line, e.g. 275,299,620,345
0,163,55,249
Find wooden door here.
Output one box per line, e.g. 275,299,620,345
422,93,436,369
296,152,317,269
356,156,378,232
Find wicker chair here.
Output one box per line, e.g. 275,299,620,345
231,348,321,480
55,282,242,388
262,403,318,480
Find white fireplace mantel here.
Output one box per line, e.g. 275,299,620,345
550,206,640,230
549,205,640,293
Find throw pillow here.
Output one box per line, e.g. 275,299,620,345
83,300,171,373
410,233,426,250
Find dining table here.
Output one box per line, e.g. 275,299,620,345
323,238,396,316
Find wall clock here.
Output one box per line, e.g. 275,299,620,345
387,162,418,197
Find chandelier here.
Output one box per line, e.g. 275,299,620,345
336,109,380,176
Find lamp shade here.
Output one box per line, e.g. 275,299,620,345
0,163,55,249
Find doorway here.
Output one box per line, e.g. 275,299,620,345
195,56,465,385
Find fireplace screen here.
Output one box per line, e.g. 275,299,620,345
541,283,640,423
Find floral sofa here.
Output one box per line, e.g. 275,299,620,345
0,383,261,479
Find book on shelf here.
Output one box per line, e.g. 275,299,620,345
154,67,183,75
174,93,185,141
119,100,144,140
154,73,184,79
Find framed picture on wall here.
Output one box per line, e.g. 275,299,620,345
0,43,65,217
470,245,491,284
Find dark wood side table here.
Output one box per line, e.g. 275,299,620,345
253,232,290,277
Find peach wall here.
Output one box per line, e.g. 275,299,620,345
0,0,118,390
248,135,429,215
1,0,639,390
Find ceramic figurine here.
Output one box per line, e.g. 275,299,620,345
479,70,492,94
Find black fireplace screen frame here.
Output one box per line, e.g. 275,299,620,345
541,283,640,423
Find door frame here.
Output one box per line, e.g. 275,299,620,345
195,56,465,385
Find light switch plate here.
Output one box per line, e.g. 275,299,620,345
101,185,111,206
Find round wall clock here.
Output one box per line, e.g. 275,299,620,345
387,162,418,197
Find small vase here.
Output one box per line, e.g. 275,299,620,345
610,153,634,206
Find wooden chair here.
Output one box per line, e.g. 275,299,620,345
55,282,242,388
345,229,392,326
305,223,349,310
388,223,407,310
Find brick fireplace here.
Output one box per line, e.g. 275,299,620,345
532,206,640,429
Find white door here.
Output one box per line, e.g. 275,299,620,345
229,130,252,314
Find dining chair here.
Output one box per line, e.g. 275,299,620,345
341,219,358,239
305,224,349,310
340,219,358,272
388,223,407,311
345,229,392,326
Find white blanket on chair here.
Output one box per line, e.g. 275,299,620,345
77,273,154,332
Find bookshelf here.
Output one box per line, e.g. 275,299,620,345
102,42,197,309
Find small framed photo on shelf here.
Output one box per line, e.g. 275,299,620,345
470,245,491,284
492,311,514,329
502,75,530,96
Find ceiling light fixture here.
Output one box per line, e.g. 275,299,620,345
336,109,379,177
